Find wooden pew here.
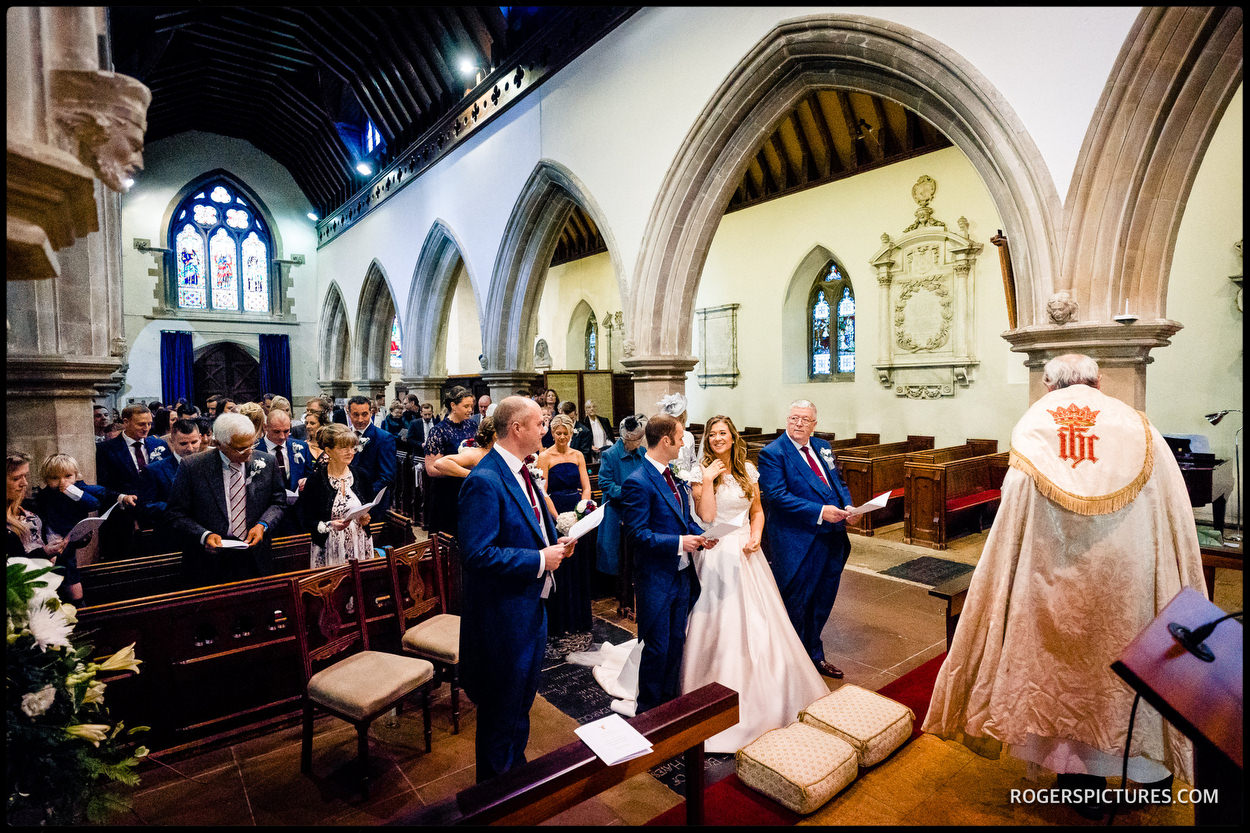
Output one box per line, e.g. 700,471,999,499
390,683,739,826
836,436,935,535
904,451,1010,549
816,431,881,450
76,537,452,754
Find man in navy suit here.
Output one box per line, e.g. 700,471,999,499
757,400,861,679
619,413,714,714
96,403,174,560
260,408,313,534
458,396,575,782
345,395,395,513
137,418,203,546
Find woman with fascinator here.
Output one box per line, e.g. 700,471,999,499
681,415,829,752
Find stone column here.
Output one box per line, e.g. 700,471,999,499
317,380,351,402
620,355,699,417
480,371,542,405
1002,321,1183,409
399,376,447,409
352,378,388,403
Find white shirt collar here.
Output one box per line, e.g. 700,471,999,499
789,435,815,455
645,453,669,473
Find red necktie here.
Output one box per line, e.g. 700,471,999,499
519,460,546,535
274,443,287,484
662,468,682,505
132,440,147,471
801,446,830,487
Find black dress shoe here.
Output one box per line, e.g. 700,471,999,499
815,660,844,679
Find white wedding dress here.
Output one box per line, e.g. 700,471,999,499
679,462,829,752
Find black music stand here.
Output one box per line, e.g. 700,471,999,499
1111,587,1243,825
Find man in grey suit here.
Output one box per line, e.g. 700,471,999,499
167,412,287,587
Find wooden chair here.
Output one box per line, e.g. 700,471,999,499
387,538,463,733
290,558,435,797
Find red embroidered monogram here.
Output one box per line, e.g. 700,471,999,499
1047,403,1101,468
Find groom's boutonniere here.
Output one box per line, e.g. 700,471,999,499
819,447,835,467
247,459,267,484
668,461,691,484
524,455,545,490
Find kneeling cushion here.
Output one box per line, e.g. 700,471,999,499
799,684,914,767
735,721,857,815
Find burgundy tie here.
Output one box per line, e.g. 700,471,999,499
662,468,682,505
801,446,830,487
274,443,287,484
132,440,147,471
519,459,546,534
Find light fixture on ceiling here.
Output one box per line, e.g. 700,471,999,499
123,177,135,189
458,57,478,77
356,162,373,176
307,212,319,222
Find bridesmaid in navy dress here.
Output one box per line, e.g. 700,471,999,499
536,414,592,634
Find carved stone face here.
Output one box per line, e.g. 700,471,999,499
51,70,151,194
1046,291,1079,325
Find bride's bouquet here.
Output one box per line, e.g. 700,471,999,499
555,498,597,536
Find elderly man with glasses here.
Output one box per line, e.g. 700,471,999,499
757,400,861,679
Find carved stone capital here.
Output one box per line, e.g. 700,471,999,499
6,137,98,279
49,69,151,194
7,353,123,397
317,379,352,399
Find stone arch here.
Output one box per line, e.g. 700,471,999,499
565,299,596,371
354,259,399,380
318,281,351,382
1060,6,1243,321
404,220,479,377
483,160,626,372
629,14,1064,367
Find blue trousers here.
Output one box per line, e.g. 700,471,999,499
635,564,697,713
779,528,850,663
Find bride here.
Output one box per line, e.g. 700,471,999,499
681,415,829,752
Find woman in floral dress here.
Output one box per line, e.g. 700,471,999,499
298,423,374,568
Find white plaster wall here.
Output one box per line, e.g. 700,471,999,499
118,131,321,403
686,146,1024,448
316,7,1139,358
1147,85,1244,464
534,252,621,370
441,263,484,376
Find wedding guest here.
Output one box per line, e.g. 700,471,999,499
33,453,111,602
95,404,172,561
543,389,559,409
536,415,593,634
237,401,265,438
381,401,407,437
138,418,203,550
346,395,395,513
291,397,325,441
430,417,498,478
298,423,375,569
539,403,556,449
596,414,647,618
261,393,275,416
204,395,221,420
93,405,111,443
658,393,701,485
578,400,616,463
302,410,327,461
558,401,593,459
423,386,477,535
268,395,292,417
261,409,313,535
7,452,66,566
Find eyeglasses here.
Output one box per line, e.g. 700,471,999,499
787,415,816,426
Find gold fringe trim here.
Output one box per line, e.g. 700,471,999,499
1009,410,1154,516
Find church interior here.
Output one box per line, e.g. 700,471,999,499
6,6,1242,826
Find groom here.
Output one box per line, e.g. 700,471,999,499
757,400,860,679
619,413,713,714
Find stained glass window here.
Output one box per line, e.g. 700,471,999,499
390,316,403,369
169,178,273,314
809,259,854,379
585,312,598,370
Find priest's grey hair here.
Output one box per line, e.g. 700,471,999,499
1042,354,1101,390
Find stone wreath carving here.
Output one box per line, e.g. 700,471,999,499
894,276,953,352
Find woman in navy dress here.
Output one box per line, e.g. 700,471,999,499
536,414,592,634
423,386,478,536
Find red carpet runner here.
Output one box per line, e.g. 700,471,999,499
645,653,947,826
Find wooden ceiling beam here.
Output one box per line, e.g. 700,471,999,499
768,131,794,189
787,110,816,183
755,148,778,195
388,14,452,110
871,96,901,157
805,92,843,176
834,90,868,168
453,6,494,69
360,8,434,114
903,108,920,154
407,7,460,93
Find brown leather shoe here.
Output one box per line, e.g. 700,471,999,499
816,660,844,679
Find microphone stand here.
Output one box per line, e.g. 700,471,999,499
1228,425,1242,544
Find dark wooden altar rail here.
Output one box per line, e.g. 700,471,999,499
904,452,1010,549
76,539,444,753
837,436,935,536
390,683,739,827
1199,543,1244,600
929,572,974,651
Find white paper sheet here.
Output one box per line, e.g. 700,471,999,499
574,713,653,766
284,489,300,506
850,490,893,514
217,538,250,549
342,487,386,522
63,482,85,500
567,503,606,541
65,500,117,542
700,510,748,541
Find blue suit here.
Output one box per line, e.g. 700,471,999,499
620,458,703,713
595,440,645,575
458,448,559,782
263,437,314,491
348,423,395,513
95,434,173,560
757,435,854,665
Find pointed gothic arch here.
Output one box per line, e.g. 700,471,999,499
318,281,351,382
483,160,625,372
565,299,596,371
405,220,481,378
354,259,399,381
628,14,1064,364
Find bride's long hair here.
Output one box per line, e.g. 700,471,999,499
699,415,754,500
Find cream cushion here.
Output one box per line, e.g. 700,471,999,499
402,613,460,663
799,684,914,767
308,650,434,721
735,721,857,814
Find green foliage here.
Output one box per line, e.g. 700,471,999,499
6,557,148,824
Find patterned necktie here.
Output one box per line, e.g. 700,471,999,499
227,463,247,538
801,446,830,487
274,443,287,484
662,468,682,505
132,440,147,472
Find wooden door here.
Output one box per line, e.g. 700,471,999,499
193,342,260,408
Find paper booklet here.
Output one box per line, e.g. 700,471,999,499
567,503,606,541
342,487,386,523
700,511,748,541
217,538,250,549
284,489,300,506
65,500,118,542
850,491,893,514
574,713,653,766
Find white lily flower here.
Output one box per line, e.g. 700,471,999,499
21,685,56,718
27,604,73,652
64,723,111,746
95,642,142,674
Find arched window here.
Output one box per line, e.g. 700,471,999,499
585,312,598,370
390,316,403,369
169,177,274,314
809,260,854,380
